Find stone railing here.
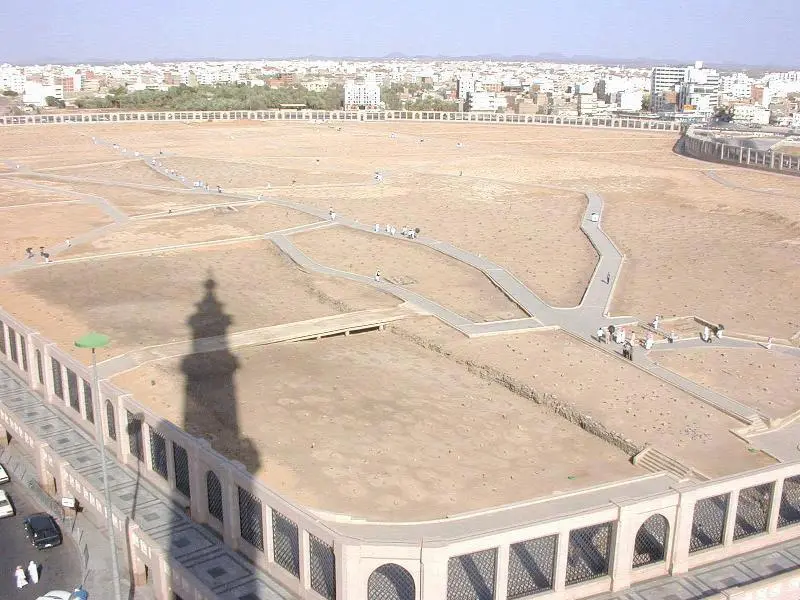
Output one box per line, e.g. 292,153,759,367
0,108,682,131
2,310,800,596
680,127,800,176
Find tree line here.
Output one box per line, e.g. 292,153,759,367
73,83,346,111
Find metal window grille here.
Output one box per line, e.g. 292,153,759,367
779,475,800,528
367,564,415,600
51,358,64,399
172,442,190,498
19,336,27,372
690,494,729,552
310,534,336,600
106,400,117,440
127,411,143,461
237,487,263,551
507,534,556,598
7,326,18,364
206,471,224,522
35,349,44,384
0,321,5,354
734,483,773,540
149,429,168,479
447,548,497,600
272,510,300,578
82,380,94,423
632,514,668,568
67,369,80,412
565,522,612,586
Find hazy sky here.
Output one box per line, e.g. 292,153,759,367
0,0,794,66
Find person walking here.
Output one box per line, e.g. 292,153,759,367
374,270,381,283
15,565,28,589
605,271,612,284
27,560,38,584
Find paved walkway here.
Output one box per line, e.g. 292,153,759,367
0,363,299,600
98,304,423,377
591,537,800,600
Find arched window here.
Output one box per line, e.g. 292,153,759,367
633,514,669,568
206,471,224,522
368,564,415,600
105,400,117,440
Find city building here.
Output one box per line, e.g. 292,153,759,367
732,104,771,125
679,62,720,116
650,65,686,111
22,81,63,106
343,75,380,109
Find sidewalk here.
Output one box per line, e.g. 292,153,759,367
0,441,154,599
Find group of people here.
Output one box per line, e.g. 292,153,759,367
25,242,70,263
596,324,657,357
14,561,39,589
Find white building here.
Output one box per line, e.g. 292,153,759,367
679,61,720,116
469,91,503,112
0,66,26,94
732,104,771,125
456,75,477,101
720,73,753,101
577,93,598,115
650,65,686,111
22,82,63,106
615,90,644,112
344,76,380,109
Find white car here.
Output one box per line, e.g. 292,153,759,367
36,592,78,600
0,489,14,518
0,463,9,484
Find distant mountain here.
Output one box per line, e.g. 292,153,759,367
8,52,796,72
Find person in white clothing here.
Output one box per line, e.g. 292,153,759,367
27,560,39,584
15,565,28,589
375,271,381,283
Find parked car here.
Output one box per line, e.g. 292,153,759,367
0,463,9,484
0,489,14,518
23,512,62,549
36,592,85,600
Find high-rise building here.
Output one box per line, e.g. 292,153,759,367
343,75,380,109
679,61,720,116
650,65,685,111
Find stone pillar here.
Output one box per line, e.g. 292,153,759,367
221,470,241,550
610,512,636,592
299,529,311,591
418,548,448,599
670,497,696,575
0,324,9,364
188,441,209,523
263,502,274,564
747,148,752,164
770,153,775,169
495,544,510,600
739,147,744,163
141,422,153,471
0,423,8,447
720,143,725,159
779,153,785,170
128,524,149,586
723,492,738,546
769,478,785,533
165,436,176,490
553,529,570,592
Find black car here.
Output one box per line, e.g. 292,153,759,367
23,512,62,549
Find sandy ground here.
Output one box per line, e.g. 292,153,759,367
0,196,112,265
651,347,800,420
395,319,775,477
293,227,526,322
52,159,185,188
0,242,395,362
112,330,638,520
62,205,320,258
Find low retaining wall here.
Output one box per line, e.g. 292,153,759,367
0,108,682,131
680,128,800,176
3,296,800,600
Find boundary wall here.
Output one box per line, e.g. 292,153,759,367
3,307,800,599
681,127,800,176
0,108,681,131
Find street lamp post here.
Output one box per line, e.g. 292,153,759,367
75,332,122,600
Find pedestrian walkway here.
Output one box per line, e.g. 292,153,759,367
591,537,800,600
0,363,299,600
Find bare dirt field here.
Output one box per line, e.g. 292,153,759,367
293,227,526,322
0,190,112,265
651,347,800,420
112,330,639,520
53,159,185,188
0,242,395,360
395,319,775,477
62,205,320,258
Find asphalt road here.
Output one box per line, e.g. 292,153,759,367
0,477,82,599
